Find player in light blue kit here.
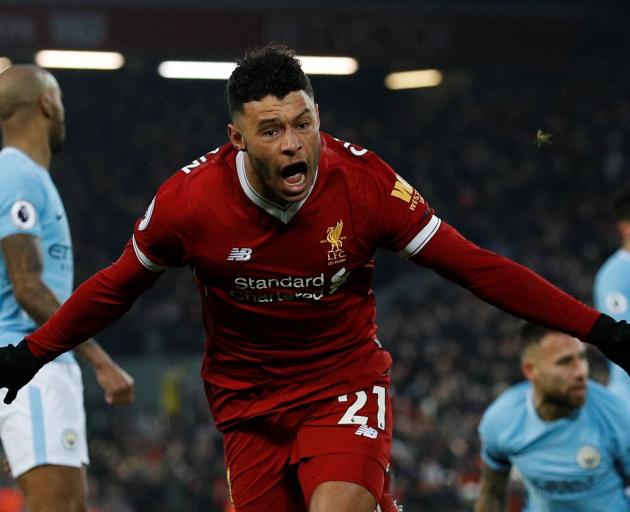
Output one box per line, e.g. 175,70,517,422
0,65,134,511
475,323,630,512
594,187,630,402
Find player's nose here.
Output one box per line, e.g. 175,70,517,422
280,128,303,155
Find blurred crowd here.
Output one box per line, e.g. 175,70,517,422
0,60,628,510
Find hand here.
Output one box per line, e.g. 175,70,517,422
586,314,630,373
94,360,135,405
0,340,43,404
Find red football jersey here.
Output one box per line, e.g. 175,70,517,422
132,132,438,429
26,132,600,430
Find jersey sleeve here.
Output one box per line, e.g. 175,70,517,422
26,239,161,361
594,264,630,322
131,174,190,271
362,153,439,257
0,168,45,241
478,407,512,472
598,390,630,477
413,221,600,340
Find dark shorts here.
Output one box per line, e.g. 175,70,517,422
223,374,393,511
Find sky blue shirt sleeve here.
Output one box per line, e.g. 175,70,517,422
594,252,630,400
594,254,630,322
479,406,512,472
604,393,630,477
0,166,45,241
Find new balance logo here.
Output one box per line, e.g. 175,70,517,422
227,248,252,261
355,425,378,439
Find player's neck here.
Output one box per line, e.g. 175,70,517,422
534,393,576,421
2,132,51,170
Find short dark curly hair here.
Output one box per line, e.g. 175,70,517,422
227,43,313,118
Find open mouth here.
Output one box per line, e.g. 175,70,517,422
281,161,308,186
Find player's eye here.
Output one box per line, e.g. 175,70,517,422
262,128,279,137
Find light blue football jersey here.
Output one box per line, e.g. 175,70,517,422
594,249,630,402
479,380,630,512
0,147,74,362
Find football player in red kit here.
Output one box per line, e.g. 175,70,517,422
1,43,629,512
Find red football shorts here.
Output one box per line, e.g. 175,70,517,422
222,374,393,511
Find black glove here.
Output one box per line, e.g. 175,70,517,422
0,340,43,404
586,314,630,374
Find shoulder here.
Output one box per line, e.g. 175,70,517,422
480,382,529,435
0,149,45,189
156,143,237,202
596,251,628,283
138,143,236,236
594,251,630,316
582,381,630,440
321,132,398,181
587,381,630,420
319,132,412,208
178,142,236,177
0,149,47,207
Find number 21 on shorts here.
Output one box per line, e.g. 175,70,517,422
337,386,386,430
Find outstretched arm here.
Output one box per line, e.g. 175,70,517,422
0,173,188,403
412,222,599,339
0,238,160,403
1,234,142,404
413,221,630,372
25,239,161,360
475,462,510,512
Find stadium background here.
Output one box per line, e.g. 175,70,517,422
1,0,629,510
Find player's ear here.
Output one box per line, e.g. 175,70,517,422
521,359,536,380
228,124,247,152
39,94,53,119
